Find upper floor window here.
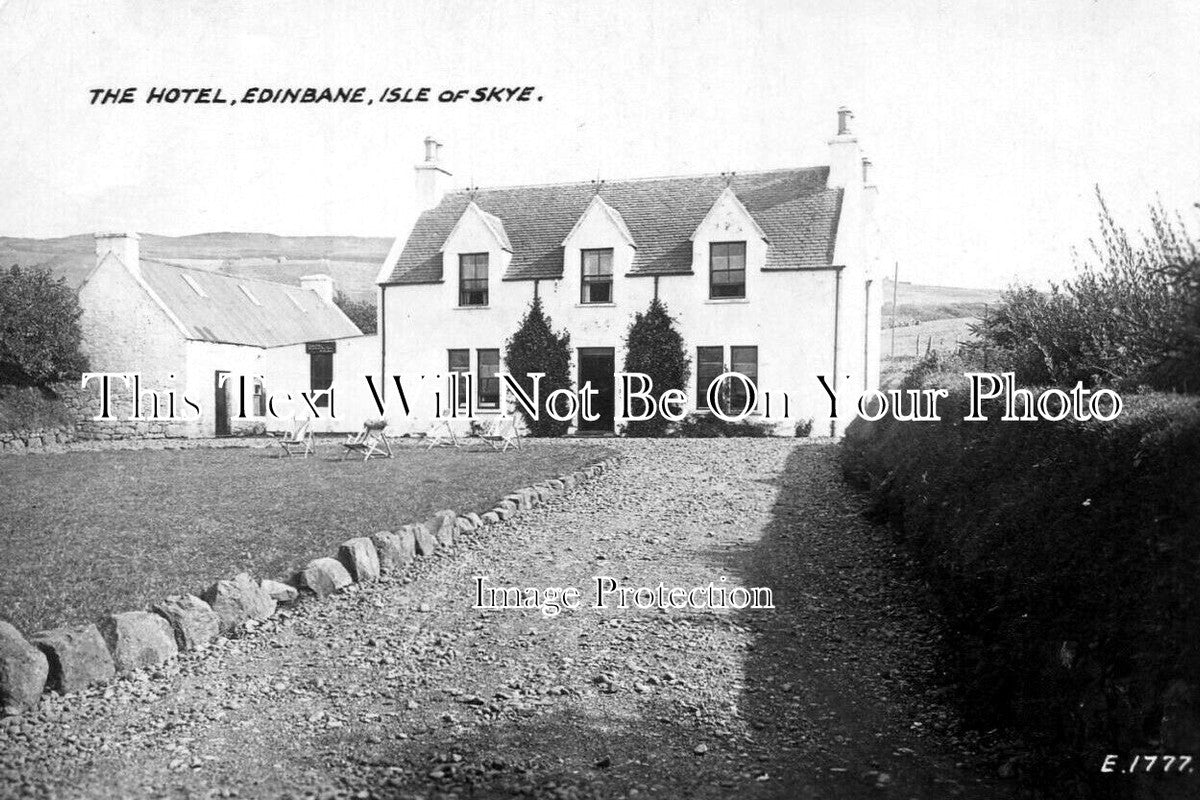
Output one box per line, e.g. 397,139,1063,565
581,248,613,304
459,253,489,306
709,241,746,299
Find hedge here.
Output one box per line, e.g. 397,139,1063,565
842,382,1200,798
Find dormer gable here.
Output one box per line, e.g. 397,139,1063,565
690,186,768,244
561,194,636,249
440,201,512,254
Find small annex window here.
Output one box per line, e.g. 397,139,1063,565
181,274,208,298
580,248,613,304
239,284,262,306
459,253,489,306
709,241,746,299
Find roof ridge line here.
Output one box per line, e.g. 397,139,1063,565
142,258,316,291
448,164,830,194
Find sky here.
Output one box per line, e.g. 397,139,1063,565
1,0,1198,289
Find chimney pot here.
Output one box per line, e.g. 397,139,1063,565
94,231,141,278
837,106,853,136
300,274,335,305
424,136,440,163
414,136,452,209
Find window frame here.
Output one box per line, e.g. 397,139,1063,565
580,248,614,304
709,241,747,299
477,349,500,410
448,349,470,411
458,252,489,307
695,345,758,414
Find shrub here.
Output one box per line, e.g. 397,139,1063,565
0,265,88,385
333,291,377,334
504,296,572,437
968,193,1200,391
793,418,814,437
674,413,772,438
621,298,691,437
842,385,1200,795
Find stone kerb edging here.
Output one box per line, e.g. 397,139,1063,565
0,455,621,717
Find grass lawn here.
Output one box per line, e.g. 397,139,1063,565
0,440,614,634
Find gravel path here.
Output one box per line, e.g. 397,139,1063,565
0,439,1011,799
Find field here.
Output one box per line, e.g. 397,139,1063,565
879,281,1000,387
0,440,613,634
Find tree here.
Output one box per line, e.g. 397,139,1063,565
622,297,690,436
504,296,573,436
333,291,378,334
0,265,88,385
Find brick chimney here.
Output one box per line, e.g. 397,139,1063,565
300,274,335,304
826,107,862,189
414,136,452,210
94,232,141,277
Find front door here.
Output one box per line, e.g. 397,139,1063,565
214,371,231,437
577,348,615,433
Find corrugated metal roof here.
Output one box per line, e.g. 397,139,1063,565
383,166,843,284
139,260,362,347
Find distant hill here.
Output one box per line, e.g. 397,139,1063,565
881,279,1001,324
2,233,1007,314
0,232,393,301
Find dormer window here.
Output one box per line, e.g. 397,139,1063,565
581,248,613,304
459,253,489,306
709,242,746,299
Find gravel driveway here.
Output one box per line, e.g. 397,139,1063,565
0,439,1010,799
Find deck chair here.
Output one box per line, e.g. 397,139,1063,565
423,418,462,450
276,417,315,458
476,416,522,452
342,423,393,461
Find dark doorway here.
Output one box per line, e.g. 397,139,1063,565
214,371,230,437
577,348,615,433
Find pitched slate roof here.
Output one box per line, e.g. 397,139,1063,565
383,166,842,284
138,260,362,347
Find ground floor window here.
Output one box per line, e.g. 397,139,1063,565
696,345,758,414
477,349,500,409
252,377,266,417
448,349,470,410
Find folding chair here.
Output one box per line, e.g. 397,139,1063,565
424,418,462,450
342,422,393,461
476,416,522,452
276,417,315,458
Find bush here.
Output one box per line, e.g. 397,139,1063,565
504,296,572,437
0,265,88,385
621,298,691,437
793,418,814,437
333,291,377,334
0,384,72,433
842,385,1200,795
968,193,1200,391
674,413,772,438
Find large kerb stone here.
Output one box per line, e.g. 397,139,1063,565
339,537,380,582
202,573,277,634
299,557,353,599
153,594,220,650
426,510,457,547
32,624,115,693
0,622,49,714
98,612,178,672
371,531,413,572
